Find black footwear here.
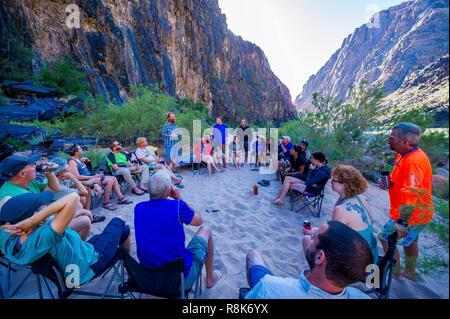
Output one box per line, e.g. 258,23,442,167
92,214,106,224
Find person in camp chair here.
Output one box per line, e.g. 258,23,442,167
106,140,150,196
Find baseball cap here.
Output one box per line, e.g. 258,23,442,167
300,140,309,148
0,155,41,178
0,191,54,225
282,136,291,142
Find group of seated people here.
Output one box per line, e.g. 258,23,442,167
0,134,381,300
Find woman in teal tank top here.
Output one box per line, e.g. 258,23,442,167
330,165,378,263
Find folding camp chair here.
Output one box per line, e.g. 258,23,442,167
0,253,34,298
363,232,398,299
192,154,207,178
31,253,123,299
290,182,328,218
117,248,204,299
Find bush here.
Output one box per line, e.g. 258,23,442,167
0,39,34,81
39,58,89,96
281,81,384,162
29,87,212,148
0,89,8,105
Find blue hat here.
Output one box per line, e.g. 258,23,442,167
0,155,41,178
0,192,54,225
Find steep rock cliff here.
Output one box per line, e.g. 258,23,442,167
295,0,449,112
0,0,297,123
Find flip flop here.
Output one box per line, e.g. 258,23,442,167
92,214,106,224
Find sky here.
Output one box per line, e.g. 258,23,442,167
218,0,407,101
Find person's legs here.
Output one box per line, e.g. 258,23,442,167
274,177,303,204
193,225,223,288
403,242,419,280
221,144,227,168
137,165,150,191
88,218,131,276
69,210,92,240
115,168,137,189
109,176,126,199
102,179,114,204
246,250,273,288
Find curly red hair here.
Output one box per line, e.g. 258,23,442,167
332,165,368,197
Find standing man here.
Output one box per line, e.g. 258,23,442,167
212,117,228,168
239,119,252,165
162,112,180,173
378,123,434,281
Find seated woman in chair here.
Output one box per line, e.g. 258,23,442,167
273,152,331,206
278,145,308,183
135,137,183,186
194,136,222,177
302,165,378,263
66,144,132,211
0,192,131,287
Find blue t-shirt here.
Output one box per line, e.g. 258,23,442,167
245,271,370,299
213,123,228,145
0,223,98,285
134,199,195,277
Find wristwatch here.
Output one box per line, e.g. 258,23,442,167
397,219,408,228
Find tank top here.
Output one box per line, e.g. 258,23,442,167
70,158,91,176
340,196,378,263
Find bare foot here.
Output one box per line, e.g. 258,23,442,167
272,199,285,206
207,270,223,289
402,271,416,281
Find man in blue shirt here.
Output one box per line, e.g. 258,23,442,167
212,117,228,168
134,171,223,290
244,221,372,299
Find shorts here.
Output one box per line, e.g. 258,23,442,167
184,236,208,290
165,145,179,162
88,218,130,276
248,265,273,288
52,186,77,202
378,219,427,247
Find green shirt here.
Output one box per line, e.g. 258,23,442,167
106,152,129,171
0,180,47,201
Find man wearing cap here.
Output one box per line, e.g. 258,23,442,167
278,136,293,161
0,155,93,240
134,171,223,290
0,192,131,287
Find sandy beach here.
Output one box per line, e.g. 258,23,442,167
1,165,448,299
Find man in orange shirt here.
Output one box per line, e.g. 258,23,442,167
378,123,434,281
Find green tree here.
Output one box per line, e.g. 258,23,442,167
39,58,89,96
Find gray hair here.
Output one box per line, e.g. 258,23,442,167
392,122,422,147
148,171,172,199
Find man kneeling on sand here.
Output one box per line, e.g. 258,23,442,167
134,171,223,290
244,221,373,299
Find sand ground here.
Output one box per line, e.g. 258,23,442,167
1,165,448,299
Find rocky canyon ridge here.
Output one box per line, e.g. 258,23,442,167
295,0,449,115
0,0,297,123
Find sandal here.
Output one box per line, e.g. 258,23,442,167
92,214,106,224
103,202,118,211
118,197,133,205
132,189,145,196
